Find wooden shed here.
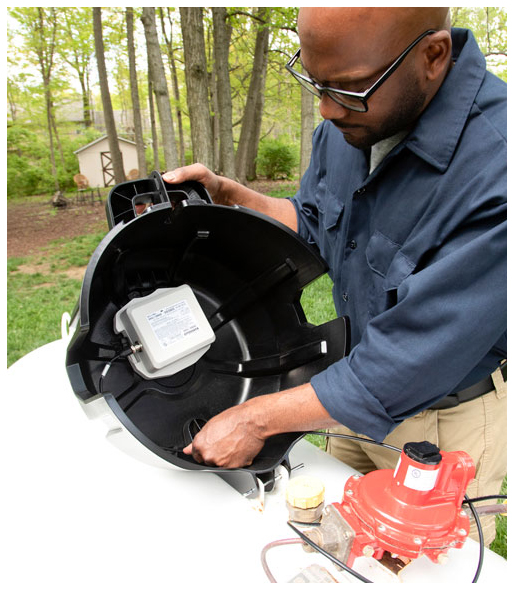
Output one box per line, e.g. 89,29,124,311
73,135,139,188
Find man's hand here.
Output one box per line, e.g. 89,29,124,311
182,402,266,468
182,384,339,468
163,164,226,204
162,163,298,231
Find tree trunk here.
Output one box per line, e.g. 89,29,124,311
300,85,315,178
92,7,125,184
141,7,178,171
235,8,270,182
126,7,147,176
35,7,60,191
49,97,67,171
180,7,214,169
60,8,93,129
79,76,92,127
245,44,268,181
44,89,59,191
211,57,220,173
148,75,160,171
160,8,186,167
212,7,236,179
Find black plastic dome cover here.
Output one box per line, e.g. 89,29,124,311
66,171,350,486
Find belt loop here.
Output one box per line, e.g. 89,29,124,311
491,366,507,399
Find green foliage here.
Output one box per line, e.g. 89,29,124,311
7,7,507,197
7,126,55,198
7,124,103,198
256,138,298,180
452,7,507,81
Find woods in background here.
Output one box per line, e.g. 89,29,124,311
7,7,507,197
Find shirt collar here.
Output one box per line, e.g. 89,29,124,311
404,28,486,172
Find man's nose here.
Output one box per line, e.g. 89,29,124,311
318,92,352,121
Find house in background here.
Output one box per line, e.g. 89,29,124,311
74,135,139,187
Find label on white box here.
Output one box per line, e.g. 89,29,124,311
147,299,200,349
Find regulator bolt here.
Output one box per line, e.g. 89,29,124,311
362,545,375,557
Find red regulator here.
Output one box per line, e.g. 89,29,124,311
331,441,475,568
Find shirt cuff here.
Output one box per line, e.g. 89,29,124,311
311,358,397,441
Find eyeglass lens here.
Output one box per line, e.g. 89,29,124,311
289,61,367,112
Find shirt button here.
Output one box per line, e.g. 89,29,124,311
349,240,357,249
355,187,366,195
342,292,349,302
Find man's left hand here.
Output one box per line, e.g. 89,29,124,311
182,384,338,468
182,402,266,468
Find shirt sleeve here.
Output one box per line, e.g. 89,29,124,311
311,205,506,441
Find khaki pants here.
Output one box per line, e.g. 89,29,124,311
327,369,507,546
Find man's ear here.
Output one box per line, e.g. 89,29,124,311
423,30,452,81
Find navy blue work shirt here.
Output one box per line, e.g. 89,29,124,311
290,28,506,441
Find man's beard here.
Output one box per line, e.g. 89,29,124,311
331,77,427,150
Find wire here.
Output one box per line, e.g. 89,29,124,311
463,494,507,504
287,521,373,583
260,538,305,583
98,348,133,393
465,493,484,583
305,430,402,454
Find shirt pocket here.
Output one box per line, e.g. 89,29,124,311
313,178,344,229
313,179,344,264
365,230,415,318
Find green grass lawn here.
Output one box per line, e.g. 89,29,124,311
7,231,106,366
6,225,506,559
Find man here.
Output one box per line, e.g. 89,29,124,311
163,8,506,545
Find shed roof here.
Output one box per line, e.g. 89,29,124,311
73,134,137,155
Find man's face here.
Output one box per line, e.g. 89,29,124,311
299,23,429,149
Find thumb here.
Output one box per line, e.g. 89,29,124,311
182,442,193,455
162,169,180,183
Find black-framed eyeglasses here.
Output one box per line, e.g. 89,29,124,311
285,29,436,113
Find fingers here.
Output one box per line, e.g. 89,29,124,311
182,441,212,466
183,440,217,467
183,435,264,468
180,403,266,468
162,163,208,184
162,163,222,202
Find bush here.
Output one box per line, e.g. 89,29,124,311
256,138,298,180
7,124,101,198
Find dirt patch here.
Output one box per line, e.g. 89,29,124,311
13,262,88,281
7,180,298,260
7,199,109,259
